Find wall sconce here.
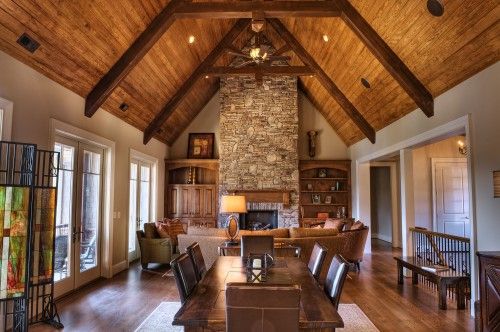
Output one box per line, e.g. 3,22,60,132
457,139,467,155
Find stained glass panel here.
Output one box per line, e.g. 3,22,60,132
0,186,30,299
31,188,56,284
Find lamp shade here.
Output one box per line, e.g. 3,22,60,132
220,195,247,213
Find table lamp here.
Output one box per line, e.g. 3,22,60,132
220,194,247,245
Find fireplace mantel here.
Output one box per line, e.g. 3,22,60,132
229,190,292,206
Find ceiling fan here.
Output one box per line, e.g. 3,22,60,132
227,18,291,68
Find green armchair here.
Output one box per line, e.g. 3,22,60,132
136,223,173,269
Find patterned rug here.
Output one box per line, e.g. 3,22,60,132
135,301,379,331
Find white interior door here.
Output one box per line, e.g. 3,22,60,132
128,159,152,261
54,137,104,297
432,158,470,237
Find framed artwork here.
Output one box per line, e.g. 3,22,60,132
306,184,313,191
187,133,214,159
312,194,321,204
325,196,332,204
318,168,328,178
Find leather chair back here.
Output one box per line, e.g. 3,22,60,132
307,242,328,280
324,254,349,309
226,282,300,332
186,242,207,282
241,235,274,258
170,253,198,304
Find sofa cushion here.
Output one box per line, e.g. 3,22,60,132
343,219,355,231
324,219,344,232
350,221,365,230
167,219,186,246
289,227,338,238
187,227,227,237
144,223,159,238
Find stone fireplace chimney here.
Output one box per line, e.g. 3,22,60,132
218,75,299,227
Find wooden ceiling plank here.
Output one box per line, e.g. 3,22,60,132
268,18,376,144
205,66,314,77
338,0,434,117
174,1,341,19
84,0,187,117
143,18,251,144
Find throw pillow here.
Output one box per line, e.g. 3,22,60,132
350,221,365,230
343,218,355,231
324,218,344,232
168,219,186,246
144,223,159,238
155,221,170,238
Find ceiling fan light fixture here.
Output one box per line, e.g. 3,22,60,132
250,47,261,59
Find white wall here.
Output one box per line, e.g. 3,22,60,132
169,90,349,161
412,136,464,229
170,92,220,159
0,50,168,270
350,61,500,252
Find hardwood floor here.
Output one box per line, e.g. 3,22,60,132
31,239,473,332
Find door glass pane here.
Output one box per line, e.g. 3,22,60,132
80,150,101,272
128,163,138,253
139,165,150,230
54,143,74,282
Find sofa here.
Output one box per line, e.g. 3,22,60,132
178,226,347,281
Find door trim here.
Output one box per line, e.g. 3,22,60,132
431,157,468,233
49,118,116,279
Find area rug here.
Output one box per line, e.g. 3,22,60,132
135,302,379,331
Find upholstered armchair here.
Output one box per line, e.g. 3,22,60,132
337,226,369,271
136,223,174,269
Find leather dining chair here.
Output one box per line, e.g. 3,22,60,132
225,282,301,332
324,254,349,309
240,235,274,258
186,242,207,282
170,253,198,304
307,242,328,281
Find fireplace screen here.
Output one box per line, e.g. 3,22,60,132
239,210,278,230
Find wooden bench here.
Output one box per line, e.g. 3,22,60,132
394,256,469,310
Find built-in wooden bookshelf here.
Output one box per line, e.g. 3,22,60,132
299,160,351,227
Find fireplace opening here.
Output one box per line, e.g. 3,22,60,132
239,210,278,230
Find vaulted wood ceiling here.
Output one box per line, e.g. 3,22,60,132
0,0,498,146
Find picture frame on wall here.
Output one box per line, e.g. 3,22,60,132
324,196,332,204
187,133,214,159
312,194,321,204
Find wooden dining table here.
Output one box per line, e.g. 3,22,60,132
172,256,344,331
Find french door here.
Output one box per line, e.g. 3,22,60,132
54,136,104,297
128,159,152,261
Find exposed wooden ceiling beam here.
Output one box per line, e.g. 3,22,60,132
205,66,314,77
143,19,250,144
338,0,434,117
273,44,292,56
268,18,376,144
84,0,187,117
174,1,341,19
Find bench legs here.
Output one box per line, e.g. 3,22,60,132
457,280,466,310
438,280,448,310
397,260,404,284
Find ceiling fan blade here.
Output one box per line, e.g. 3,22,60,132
268,56,292,61
234,60,255,68
227,50,252,59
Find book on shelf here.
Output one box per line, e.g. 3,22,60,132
421,265,449,273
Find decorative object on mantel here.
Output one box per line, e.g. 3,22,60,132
307,130,318,158
220,195,247,245
187,133,214,159
494,171,500,198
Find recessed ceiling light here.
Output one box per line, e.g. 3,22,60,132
427,0,444,17
309,75,314,78
361,78,371,89
322,34,329,42
205,75,209,79
188,35,195,44
119,103,129,112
